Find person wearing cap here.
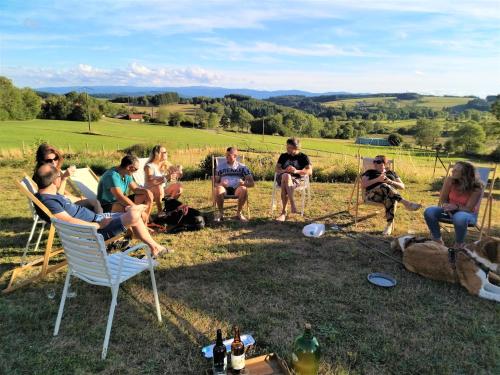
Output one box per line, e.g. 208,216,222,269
275,137,312,221
361,154,421,235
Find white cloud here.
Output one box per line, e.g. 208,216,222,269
2,63,223,87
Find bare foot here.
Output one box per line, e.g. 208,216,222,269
432,238,444,246
276,213,287,222
402,201,422,211
237,213,248,222
290,205,298,214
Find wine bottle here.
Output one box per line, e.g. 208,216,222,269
292,323,320,375
213,329,227,374
230,326,245,374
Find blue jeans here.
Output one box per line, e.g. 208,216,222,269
423,206,477,244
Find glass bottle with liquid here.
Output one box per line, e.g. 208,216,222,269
230,326,245,374
292,323,320,375
213,329,227,374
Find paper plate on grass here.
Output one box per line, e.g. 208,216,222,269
367,273,397,288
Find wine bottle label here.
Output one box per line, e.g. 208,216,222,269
231,353,245,370
213,356,227,372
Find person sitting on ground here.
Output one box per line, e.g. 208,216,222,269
361,155,421,236
35,143,102,213
275,137,312,222
33,163,170,258
424,161,483,249
144,145,183,217
213,147,254,222
97,154,154,223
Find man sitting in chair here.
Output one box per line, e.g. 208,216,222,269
214,147,254,222
33,163,170,258
361,155,421,236
97,154,154,223
275,138,312,222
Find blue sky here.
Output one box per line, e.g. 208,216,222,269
1,0,499,96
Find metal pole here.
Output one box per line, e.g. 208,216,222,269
86,91,91,134
262,118,265,143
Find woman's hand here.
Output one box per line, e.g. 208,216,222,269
443,203,458,212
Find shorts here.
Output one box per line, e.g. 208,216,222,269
276,173,302,188
100,194,136,213
225,186,236,196
96,212,126,241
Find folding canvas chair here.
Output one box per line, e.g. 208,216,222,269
69,167,100,200
19,176,48,265
270,173,311,217
131,157,149,187
3,176,125,294
211,155,250,218
51,218,162,359
348,157,397,228
438,163,496,240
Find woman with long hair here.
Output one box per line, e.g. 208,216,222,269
144,145,183,216
34,143,102,213
424,161,483,248
361,154,421,235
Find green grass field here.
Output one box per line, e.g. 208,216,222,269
0,164,499,374
323,96,474,110
128,103,199,118
0,119,438,161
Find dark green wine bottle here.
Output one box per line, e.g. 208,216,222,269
213,329,227,374
292,323,320,375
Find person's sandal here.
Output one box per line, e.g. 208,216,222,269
152,246,174,259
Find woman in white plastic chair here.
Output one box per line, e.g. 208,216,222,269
361,155,421,235
144,145,183,217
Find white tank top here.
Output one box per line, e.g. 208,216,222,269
144,162,165,189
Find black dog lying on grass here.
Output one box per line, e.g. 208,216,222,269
154,197,205,233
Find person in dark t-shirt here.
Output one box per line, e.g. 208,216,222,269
275,138,312,221
33,163,171,258
361,155,421,235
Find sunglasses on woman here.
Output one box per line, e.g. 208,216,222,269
373,159,384,164
44,156,59,163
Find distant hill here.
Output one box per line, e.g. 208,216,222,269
35,85,352,100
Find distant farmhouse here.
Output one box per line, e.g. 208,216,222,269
355,137,391,146
115,114,144,122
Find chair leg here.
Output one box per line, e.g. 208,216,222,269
54,271,71,336
270,184,277,215
102,286,119,360
301,188,306,217
33,222,46,253
22,218,39,261
149,265,162,323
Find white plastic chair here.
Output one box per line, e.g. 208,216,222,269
69,167,100,200
212,155,250,217
131,157,149,187
20,176,47,264
51,218,162,359
270,173,311,217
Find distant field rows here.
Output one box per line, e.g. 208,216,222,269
323,96,474,110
